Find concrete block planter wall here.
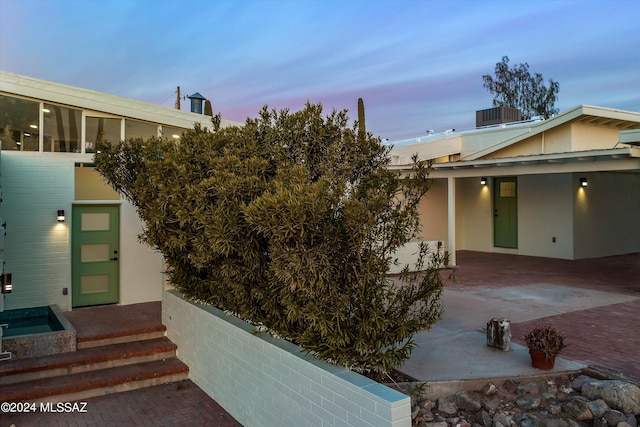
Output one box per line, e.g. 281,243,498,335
163,290,411,427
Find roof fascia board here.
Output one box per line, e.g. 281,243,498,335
0,71,241,130
424,147,639,177
387,147,640,175
428,156,640,178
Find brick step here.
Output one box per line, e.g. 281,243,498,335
1,358,189,403
76,325,167,349
0,337,178,385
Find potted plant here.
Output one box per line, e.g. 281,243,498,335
524,324,566,370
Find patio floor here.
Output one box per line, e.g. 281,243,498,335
399,250,640,382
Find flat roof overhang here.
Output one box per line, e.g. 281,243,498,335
388,147,640,178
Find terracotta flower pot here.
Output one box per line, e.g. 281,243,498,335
529,349,556,370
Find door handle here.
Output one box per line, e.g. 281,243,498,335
110,257,118,261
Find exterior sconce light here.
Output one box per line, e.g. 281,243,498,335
480,177,487,185
1,273,12,294
57,210,65,222
580,177,588,187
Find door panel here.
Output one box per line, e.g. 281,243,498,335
493,177,518,248
72,206,119,307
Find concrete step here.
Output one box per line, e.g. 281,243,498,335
76,325,167,349
0,337,178,385
1,358,189,403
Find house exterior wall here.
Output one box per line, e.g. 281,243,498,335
119,201,164,304
455,177,493,252
416,178,448,243
1,152,73,310
488,134,543,158
571,123,619,151
573,172,640,258
460,128,529,158
0,151,164,310
518,174,574,259
540,124,572,154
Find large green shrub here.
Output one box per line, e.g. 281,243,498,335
94,103,447,373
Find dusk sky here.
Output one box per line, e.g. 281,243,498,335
1,0,639,142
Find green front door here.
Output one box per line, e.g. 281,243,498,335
72,205,120,307
493,177,518,248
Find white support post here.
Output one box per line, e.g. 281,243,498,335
448,176,457,266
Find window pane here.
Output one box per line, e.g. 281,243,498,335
85,117,121,153
81,212,110,231
81,243,110,262
0,94,40,151
43,104,81,153
160,126,185,140
80,274,109,294
500,182,516,198
125,119,158,139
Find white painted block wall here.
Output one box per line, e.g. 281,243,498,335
163,291,411,427
1,152,73,310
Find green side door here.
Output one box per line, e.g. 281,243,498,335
493,177,518,249
72,205,120,307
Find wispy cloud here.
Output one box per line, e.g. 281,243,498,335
1,0,638,141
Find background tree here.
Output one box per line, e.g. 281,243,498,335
483,56,560,120
94,103,448,374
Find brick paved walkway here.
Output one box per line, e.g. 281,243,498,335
452,251,640,380
0,380,242,427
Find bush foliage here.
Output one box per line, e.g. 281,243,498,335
94,103,447,373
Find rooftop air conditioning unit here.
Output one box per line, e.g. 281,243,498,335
476,106,522,128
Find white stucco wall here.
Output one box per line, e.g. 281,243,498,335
573,172,640,259
416,178,448,242
518,174,574,259
119,201,164,304
455,177,493,253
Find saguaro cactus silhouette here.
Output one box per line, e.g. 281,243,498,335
357,97,366,142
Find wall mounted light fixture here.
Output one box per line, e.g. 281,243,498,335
580,177,588,187
1,273,12,294
480,177,487,185
57,210,65,222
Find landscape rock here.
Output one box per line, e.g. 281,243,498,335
516,396,541,410
573,375,598,392
455,392,482,411
408,374,640,427
517,382,541,396
563,396,594,420
582,381,640,415
603,410,628,425
482,383,497,396
587,399,610,418
543,419,569,427
438,396,458,415
514,412,541,427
